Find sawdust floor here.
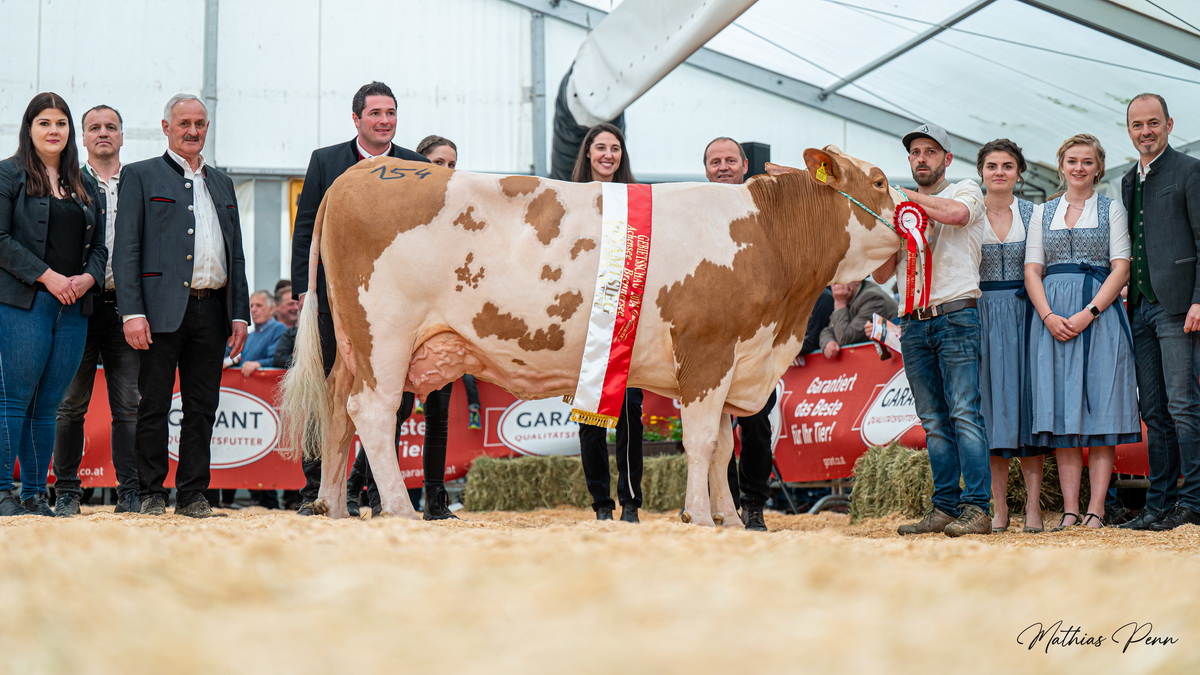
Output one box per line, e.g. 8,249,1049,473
1,506,1197,675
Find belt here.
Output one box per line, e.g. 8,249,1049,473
102,289,118,303
902,298,977,321
188,287,221,299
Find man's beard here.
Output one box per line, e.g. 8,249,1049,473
913,164,945,187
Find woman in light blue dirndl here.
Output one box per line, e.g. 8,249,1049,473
976,139,1051,533
1024,134,1141,531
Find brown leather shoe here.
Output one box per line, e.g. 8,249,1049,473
944,504,992,537
897,507,955,535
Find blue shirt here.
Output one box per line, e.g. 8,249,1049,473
234,318,287,367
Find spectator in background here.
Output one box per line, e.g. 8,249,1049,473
799,288,834,358
228,289,286,377
0,92,106,517
53,104,141,517
819,279,897,360
274,285,298,328
974,138,1048,533
571,123,643,523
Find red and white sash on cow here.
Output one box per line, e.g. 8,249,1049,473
567,183,653,429
895,201,932,315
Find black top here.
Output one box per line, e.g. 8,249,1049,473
37,196,87,291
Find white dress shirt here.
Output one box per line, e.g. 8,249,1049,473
895,179,987,306
1024,194,1132,265
167,148,227,290
85,162,120,290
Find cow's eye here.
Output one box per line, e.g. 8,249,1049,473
874,180,884,188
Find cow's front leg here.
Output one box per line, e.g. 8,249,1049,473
346,387,420,520
708,413,742,528
679,397,727,527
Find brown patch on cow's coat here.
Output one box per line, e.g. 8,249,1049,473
453,206,486,231
499,176,540,198
454,252,485,291
655,171,854,404
472,302,565,351
525,189,565,245
540,265,562,282
546,291,583,320
594,193,603,215
570,238,597,260
512,358,526,366
321,158,454,394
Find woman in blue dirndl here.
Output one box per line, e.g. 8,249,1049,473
1024,134,1141,530
976,139,1051,533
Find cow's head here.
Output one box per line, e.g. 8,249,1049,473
788,145,902,283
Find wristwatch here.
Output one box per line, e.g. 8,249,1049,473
1086,303,1100,317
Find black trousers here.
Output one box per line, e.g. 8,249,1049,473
579,389,644,511
136,295,227,507
728,390,777,509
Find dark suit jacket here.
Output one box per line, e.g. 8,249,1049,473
291,139,428,310
112,152,250,334
1122,144,1200,315
0,157,106,312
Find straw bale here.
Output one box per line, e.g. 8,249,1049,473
464,454,688,512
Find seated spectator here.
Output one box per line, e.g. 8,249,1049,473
228,290,287,376
820,279,898,359
274,285,298,328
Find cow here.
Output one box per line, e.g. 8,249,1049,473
281,145,903,526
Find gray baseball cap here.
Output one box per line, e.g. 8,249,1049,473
902,123,951,153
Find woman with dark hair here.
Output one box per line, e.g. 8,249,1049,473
416,135,457,169
570,124,644,522
0,92,106,516
975,138,1049,533
1025,133,1140,530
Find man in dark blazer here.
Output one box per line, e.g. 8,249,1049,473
113,94,249,518
289,81,427,515
1120,93,1200,531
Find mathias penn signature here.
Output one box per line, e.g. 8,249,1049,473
1017,621,1179,653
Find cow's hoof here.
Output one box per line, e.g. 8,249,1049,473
680,511,692,524
713,513,725,526
310,500,331,516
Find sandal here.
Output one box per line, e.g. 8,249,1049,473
1023,518,1044,534
1083,512,1104,529
1052,512,1080,532
992,515,1011,532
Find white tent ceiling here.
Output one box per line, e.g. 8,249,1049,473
572,0,1199,178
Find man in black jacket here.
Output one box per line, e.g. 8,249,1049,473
113,94,250,518
289,81,432,516
1119,93,1200,531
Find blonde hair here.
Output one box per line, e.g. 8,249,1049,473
1055,133,1106,190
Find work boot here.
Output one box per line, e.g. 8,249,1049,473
54,492,82,517
0,493,26,517
944,504,991,537
22,494,55,517
1150,505,1200,531
140,495,167,516
620,503,640,524
423,486,461,521
1118,510,1162,530
743,505,768,532
897,507,955,535
114,492,141,514
176,497,228,518
596,506,613,521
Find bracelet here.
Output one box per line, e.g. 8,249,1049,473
1041,312,1053,322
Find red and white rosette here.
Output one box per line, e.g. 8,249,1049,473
895,202,931,315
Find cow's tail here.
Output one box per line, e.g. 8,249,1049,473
280,197,332,462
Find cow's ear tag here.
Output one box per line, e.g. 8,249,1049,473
815,162,830,184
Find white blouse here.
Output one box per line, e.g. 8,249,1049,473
981,199,1027,246
1024,193,1131,265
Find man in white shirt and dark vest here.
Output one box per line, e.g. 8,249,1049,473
871,123,990,537
112,94,250,518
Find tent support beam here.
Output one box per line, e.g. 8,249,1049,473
1019,0,1200,71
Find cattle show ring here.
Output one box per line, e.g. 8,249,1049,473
5,1,1200,673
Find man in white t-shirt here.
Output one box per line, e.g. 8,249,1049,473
871,123,989,537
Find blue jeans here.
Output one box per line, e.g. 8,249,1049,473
1128,299,1200,514
0,292,88,498
899,308,991,515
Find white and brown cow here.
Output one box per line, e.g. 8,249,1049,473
281,145,902,525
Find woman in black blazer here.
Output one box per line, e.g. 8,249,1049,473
0,92,106,517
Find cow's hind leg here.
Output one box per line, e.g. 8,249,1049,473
708,414,743,528
679,396,729,527
346,385,420,520
313,358,355,518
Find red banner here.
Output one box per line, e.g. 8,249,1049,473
59,349,1150,490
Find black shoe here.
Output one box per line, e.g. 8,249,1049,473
54,493,82,517
176,498,227,518
113,493,141,514
423,486,461,521
596,507,614,521
346,498,361,518
140,495,167,516
23,494,55,517
1149,505,1200,531
296,501,316,516
743,505,768,531
1117,510,1161,530
371,504,382,518
0,493,26,517
620,504,640,523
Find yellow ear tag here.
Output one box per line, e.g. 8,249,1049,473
815,162,829,183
